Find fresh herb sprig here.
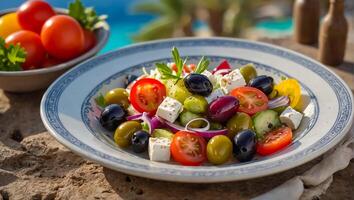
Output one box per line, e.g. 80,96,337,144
68,0,107,31
155,47,209,82
0,37,26,71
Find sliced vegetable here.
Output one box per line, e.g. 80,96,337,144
268,96,290,109
212,60,231,75
257,127,292,156
171,131,207,166
130,78,166,114
252,110,281,139
230,87,268,115
179,111,204,128
274,79,301,108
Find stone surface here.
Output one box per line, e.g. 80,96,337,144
0,39,353,200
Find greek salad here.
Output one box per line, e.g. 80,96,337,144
96,47,304,166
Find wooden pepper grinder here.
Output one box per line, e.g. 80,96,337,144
319,0,348,66
293,0,320,44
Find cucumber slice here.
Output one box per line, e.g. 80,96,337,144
253,110,281,139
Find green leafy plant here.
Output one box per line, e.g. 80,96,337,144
156,47,209,81
68,0,107,31
0,38,26,71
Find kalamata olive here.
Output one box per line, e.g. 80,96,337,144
99,104,126,131
233,129,257,162
208,96,239,123
131,130,150,153
248,75,274,95
114,121,142,147
184,73,213,96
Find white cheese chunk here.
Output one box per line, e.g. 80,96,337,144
280,106,303,130
202,70,217,86
149,137,171,162
219,69,246,93
156,97,182,123
205,88,225,103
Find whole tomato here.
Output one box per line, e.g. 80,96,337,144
17,0,55,33
5,30,46,70
41,15,85,60
83,29,97,53
0,13,22,38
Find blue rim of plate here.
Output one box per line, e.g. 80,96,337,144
41,38,353,181
81,56,319,156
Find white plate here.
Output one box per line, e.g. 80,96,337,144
40,38,353,183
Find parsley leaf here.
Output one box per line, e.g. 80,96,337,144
95,93,106,108
0,37,26,71
195,56,210,74
68,0,107,31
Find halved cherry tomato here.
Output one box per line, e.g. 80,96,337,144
256,127,292,156
171,131,207,166
230,87,268,115
171,63,196,74
5,30,46,70
212,60,231,75
130,78,166,114
17,0,55,33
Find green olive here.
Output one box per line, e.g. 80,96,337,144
183,95,208,114
104,88,130,109
114,121,142,147
152,129,174,140
207,135,232,165
179,111,204,128
210,122,224,130
226,112,253,139
240,64,257,84
168,84,192,104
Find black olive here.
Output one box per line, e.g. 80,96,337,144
184,73,213,96
124,74,138,87
131,130,150,153
99,104,126,131
248,75,274,95
233,129,257,162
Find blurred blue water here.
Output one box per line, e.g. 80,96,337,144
0,0,153,53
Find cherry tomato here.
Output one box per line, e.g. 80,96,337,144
230,87,268,115
256,127,292,156
171,131,207,166
171,63,196,74
41,15,84,60
130,78,166,114
17,0,55,33
0,13,22,38
42,56,62,68
5,30,46,70
83,29,97,52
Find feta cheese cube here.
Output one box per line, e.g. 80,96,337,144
202,70,217,86
149,137,171,162
156,97,182,123
219,69,246,93
205,88,225,103
280,106,303,130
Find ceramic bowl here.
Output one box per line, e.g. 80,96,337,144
0,8,109,93
40,38,353,183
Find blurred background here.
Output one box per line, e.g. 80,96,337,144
1,0,353,54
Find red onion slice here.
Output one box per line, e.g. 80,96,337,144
268,96,290,109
